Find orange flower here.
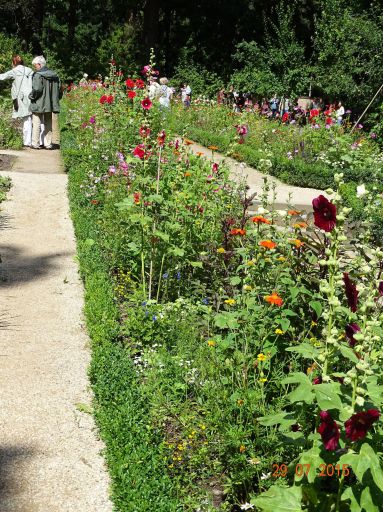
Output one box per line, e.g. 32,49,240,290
208,145,219,151
252,216,271,225
230,228,246,236
196,151,204,157
184,138,194,145
264,292,283,307
239,445,246,453
259,240,277,249
290,239,305,248
294,222,308,229
184,172,192,177
288,209,301,216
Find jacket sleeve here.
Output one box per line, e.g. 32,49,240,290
29,73,44,100
0,69,15,81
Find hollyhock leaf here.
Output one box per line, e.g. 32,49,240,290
366,378,383,406
286,344,320,359
309,300,323,319
257,412,296,427
282,372,311,385
314,384,343,411
280,318,290,332
360,488,381,512
230,276,241,286
340,345,359,363
251,485,303,511
296,447,324,484
358,444,383,489
341,486,365,512
287,382,314,404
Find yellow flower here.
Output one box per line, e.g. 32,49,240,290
200,424,206,430
243,285,252,291
217,247,226,253
237,399,244,406
239,445,246,453
277,256,286,262
177,444,184,451
258,378,267,383
248,457,261,465
257,353,267,361
275,328,284,335
224,299,236,306
207,340,216,347
246,259,256,266
311,321,317,327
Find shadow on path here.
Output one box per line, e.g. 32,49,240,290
0,244,72,288
0,445,35,502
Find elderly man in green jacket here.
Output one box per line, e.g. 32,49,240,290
29,56,60,149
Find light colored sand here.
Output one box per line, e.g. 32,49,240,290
0,149,112,512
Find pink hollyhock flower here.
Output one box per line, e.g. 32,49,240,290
125,78,135,89
345,409,380,441
139,126,151,138
318,411,340,450
108,165,116,175
89,116,96,124
212,163,219,173
312,195,337,232
343,273,359,313
128,90,136,99
141,97,152,110
133,144,146,160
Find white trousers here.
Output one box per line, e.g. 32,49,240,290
22,115,32,146
32,113,51,148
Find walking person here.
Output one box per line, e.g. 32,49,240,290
158,77,173,109
0,55,34,147
29,56,60,150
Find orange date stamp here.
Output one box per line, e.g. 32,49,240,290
272,463,351,478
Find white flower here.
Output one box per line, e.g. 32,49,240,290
356,184,367,198
277,209,287,217
257,207,269,215
240,504,254,510
260,472,272,480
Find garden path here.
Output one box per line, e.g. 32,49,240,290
187,140,327,210
0,149,112,512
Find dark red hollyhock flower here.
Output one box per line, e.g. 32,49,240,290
345,409,380,441
313,376,322,385
212,163,219,173
110,59,116,66
135,79,145,89
345,323,361,347
378,282,383,296
318,411,340,450
312,195,337,232
128,90,136,99
139,126,151,138
343,273,359,313
141,97,152,110
125,78,135,89
99,95,108,104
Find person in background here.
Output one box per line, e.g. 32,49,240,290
148,76,161,100
336,101,345,125
181,83,191,107
261,98,269,116
0,55,34,147
158,77,173,109
270,93,279,118
29,55,60,150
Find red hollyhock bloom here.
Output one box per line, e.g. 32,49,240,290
125,78,135,89
133,144,146,160
313,376,322,385
378,282,383,296
157,130,166,146
141,97,152,110
99,95,108,104
212,163,219,173
135,79,145,89
128,90,136,99
318,411,340,450
282,112,289,123
310,108,319,118
106,95,114,104
345,323,361,347
343,273,359,313
312,195,337,232
139,126,151,138
345,409,380,441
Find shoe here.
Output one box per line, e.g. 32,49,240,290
44,145,53,150
30,145,40,150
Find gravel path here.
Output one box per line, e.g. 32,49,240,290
187,140,327,209
0,149,112,512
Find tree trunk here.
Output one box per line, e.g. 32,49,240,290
143,0,161,54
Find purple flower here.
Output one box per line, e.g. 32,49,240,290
357,124,363,129
108,165,116,175
152,315,158,321
370,132,377,139
202,298,209,305
378,282,383,296
343,273,359,312
89,116,96,124
318,411,340,451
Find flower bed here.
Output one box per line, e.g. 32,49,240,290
62,69,383,511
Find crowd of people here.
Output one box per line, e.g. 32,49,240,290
147,76,192,109
217,89,349,126
0,54,61,149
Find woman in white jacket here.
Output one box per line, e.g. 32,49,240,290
0,55,34,147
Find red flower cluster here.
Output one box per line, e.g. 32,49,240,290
318,409,380,450
139,125,151,138
141,97,152,110
133,144,146,160
312,195,337,232
128,90,136,99
99,95,114,105
125,78,136,89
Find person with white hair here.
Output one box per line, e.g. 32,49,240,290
159,77,172,109
29,55,61,149
0,55,34,147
